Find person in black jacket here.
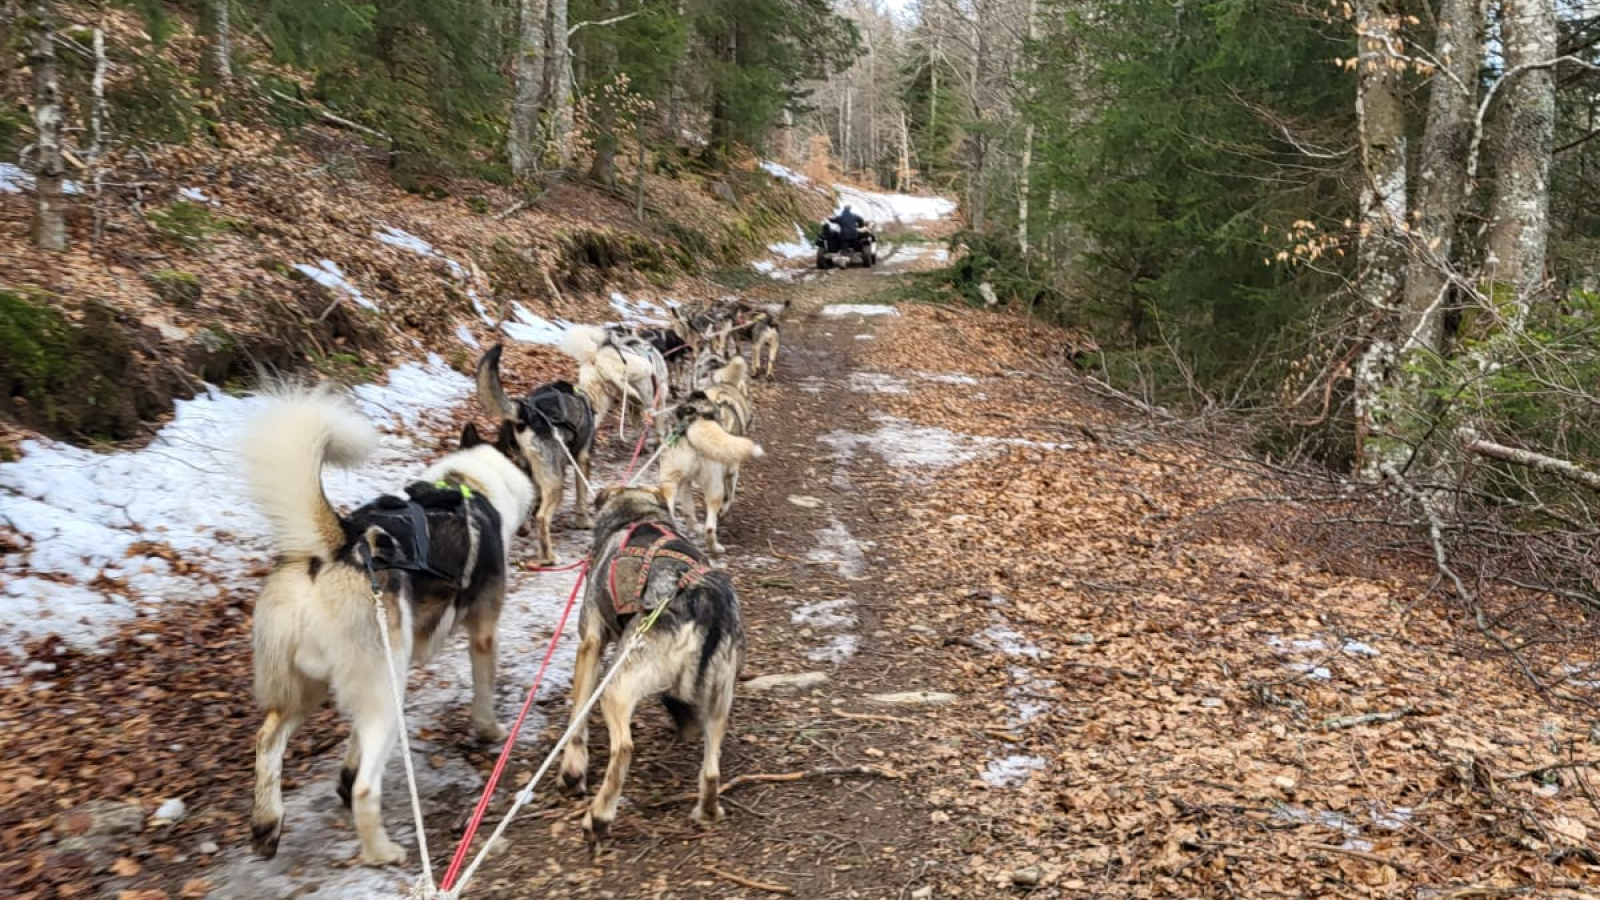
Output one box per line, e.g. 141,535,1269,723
827,205,866,252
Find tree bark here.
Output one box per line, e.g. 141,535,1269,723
586,1,619,186
1017,0,1038,254
1400,0,1481,355
1483,0,1556,320
1350,0,1409,479
90,23,105,242
508,0,546,177
28,0,64,251
201,0,232,91
545,0,573,167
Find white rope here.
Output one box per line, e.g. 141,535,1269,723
370,586,437,895
627,441,668,487
440,634,645,900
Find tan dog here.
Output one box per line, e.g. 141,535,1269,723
657,356,762,554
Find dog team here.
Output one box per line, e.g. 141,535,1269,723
241,295,785,866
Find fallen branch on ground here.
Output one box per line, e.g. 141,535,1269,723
268,89,391,144
704,864,794,895
1461,431,1600,494
1319,708,1414,731
646,765,900,808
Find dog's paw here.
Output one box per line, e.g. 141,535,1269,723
691,801,725,825
473,719,508,743
250,818,283,859
336,767,356,809
526,554,559,570
560,767,588,796
582,811,611,850
359,835,408,867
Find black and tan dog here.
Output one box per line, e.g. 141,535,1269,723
241,384,534,866
559,487,745,847
476,343,596,566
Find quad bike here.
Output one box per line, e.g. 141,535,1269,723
815,221,878,269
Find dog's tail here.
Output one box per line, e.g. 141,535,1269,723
241,383,379,559
714,356,749,389
685,419,764,465
559,324,607,365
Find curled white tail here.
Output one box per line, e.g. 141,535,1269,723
240,383,379,559
685,419,762,465
559,324,608,364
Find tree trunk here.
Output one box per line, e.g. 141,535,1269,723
201,0,231,91
1400,0,1481,355
1350,0,1410,479
665,0,687,144
1017,0,1038,254
898,109,911,191
28,0,64,251
586,1,619,187
90,23,105,242
508,0,546,177
545,0,573,167
1483,0,1556,321
969,0,989,231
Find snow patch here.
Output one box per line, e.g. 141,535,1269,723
847,372,910,395
916,371,980,386
792,598,858,629
806,518,869,579
823,416,1070,479
821,304,899,318
178,187,217,205
982,754,1047,787
767,224,815,260
0,357,471,657
0,162,83,195
455,324,480,349
610,292,666,326
292,260,377,311
834,184,957,225
503,302,572,346
807,634,859,665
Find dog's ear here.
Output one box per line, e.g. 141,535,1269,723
593,485,624,510
460,422,484,448
647,487,670,508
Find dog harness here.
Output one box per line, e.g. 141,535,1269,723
604,522,714,619
349,480,484,591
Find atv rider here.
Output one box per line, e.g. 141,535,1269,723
825,204,867,253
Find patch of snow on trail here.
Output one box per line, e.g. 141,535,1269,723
455,324,480,348
821,304,899,318
806,517,870,580
823,415,1071,478
848,372,911,395
0,356,471,657
768,224,815,260
293,259,378,311
983,754,1047,788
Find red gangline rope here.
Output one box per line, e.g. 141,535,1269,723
438,562,587,891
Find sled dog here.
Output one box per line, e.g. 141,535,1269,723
558,487,745,846
242,384,533,866
658,356,762,554
476,343,596,565
560,324,669,437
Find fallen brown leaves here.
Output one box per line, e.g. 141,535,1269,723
831,299,1600,897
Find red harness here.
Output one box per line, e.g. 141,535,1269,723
605,522,714,617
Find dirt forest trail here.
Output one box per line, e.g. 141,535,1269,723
6,249,1600,900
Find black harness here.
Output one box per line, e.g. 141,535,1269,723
348,481,486,592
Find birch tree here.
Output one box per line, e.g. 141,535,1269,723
508,0,546,177
1483,0,1557,319
27,0,65,251
201,0,232,91
1400,0,1482,356
1350,0,1409,478
545,0,573,167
